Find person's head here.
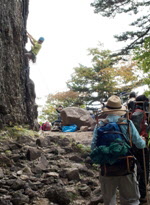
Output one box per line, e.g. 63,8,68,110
102,95,126,116
135,95,149,106
38,37,44,44
129,92,136,98
56,105,63,113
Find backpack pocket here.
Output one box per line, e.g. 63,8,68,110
100,156,135,176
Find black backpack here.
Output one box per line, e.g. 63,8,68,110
130,109,145,133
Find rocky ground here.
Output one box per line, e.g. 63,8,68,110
0,130,149,205
42,131,93,145
0,130,104,205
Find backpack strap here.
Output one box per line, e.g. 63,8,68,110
127,119,133,147
126,111,133,147
117,117,133,148
117,122,131,147
117,120,140,164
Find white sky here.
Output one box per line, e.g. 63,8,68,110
26,0,140,105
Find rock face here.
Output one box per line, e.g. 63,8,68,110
61,107,96,130
0,0,38,129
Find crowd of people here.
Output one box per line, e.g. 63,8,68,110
91,93,149,205
24,29,150,205
38,92,149,204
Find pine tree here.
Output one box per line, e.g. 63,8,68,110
67,47,141,104
91,0,150,55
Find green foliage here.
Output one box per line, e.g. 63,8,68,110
67,192,78,201
39,104,56,123
91,0,150,55
47,91,84,107
67,48,115,103
5,150,12,156
134,37,150,72
0,126,39,139
73,142,91,154
133,37,150,95
91,0,147,16
67,46,141,103
39,91,86,123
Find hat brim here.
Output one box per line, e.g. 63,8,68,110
102,105,127,116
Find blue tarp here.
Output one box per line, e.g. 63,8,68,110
62,124,78,132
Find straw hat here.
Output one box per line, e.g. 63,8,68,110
102,95,126,116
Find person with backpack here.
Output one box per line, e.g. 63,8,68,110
25,32,44,63
91,95,146,205
130,95,149,204
127,92,136,113
52,105,63,125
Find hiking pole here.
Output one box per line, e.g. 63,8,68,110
142,148,150,205
126,110,132,147
144,99,150,205
140,100,150,204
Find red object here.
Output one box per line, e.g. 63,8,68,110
42,122,51,131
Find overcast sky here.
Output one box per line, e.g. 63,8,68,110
26,0,140,105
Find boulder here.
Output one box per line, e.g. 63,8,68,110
61,107,96,130
80,126,89,131
66,168,80,181
26,147,41,161
45,185,70,205
78,184,91,197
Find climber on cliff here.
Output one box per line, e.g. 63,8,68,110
25,32,44,63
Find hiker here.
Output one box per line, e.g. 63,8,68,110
52,105,63,125
91,95,146,205
56,105,63,121
51,105,63,130
130,94,149,204
127,91,136,113
25,32,44,63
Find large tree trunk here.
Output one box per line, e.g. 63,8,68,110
0,0,38,130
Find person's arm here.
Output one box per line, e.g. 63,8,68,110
130,120,146,149
27,32,34,40
27,32,36,45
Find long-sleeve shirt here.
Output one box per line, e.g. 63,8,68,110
91,115,146,151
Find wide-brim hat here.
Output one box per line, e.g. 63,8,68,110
102,95,127,116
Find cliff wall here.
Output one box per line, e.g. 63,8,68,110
0,0,38,129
